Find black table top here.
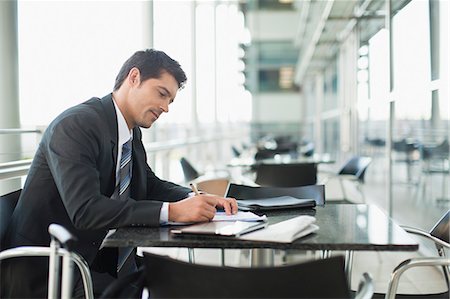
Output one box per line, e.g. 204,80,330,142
103,204,419,251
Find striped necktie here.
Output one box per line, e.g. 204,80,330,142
118,139,132,199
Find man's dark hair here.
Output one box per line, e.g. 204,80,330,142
113,49,187,91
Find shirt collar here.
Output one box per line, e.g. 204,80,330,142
112,97,133,146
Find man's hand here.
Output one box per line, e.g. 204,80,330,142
168,194,238,223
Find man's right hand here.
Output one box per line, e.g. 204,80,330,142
168,194,219,223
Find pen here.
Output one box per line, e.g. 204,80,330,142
190,183,200,196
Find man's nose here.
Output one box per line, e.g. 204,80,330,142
160,101,169,113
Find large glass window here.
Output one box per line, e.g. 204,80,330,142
153,0,193,126
393,0,431,122
18,1,148,126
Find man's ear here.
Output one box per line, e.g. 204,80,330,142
128,67,141,86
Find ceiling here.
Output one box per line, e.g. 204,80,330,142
239,0,412,87
294,0,411,83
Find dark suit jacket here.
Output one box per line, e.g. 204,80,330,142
1,94,190,298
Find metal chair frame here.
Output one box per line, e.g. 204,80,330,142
385,211,450,299
0,224,94,299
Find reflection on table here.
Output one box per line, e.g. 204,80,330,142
104,204,417,251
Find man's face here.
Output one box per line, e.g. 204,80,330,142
127,70,178,129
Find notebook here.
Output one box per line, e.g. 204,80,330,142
237,196,316,211
171,221,268,238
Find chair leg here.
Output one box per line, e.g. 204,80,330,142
356,183,366,203
188,248,195,263
437,247,450,288
338,178,347,200
221,249,225,266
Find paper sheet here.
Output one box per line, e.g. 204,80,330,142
165,211,266,226
212,211,267,222
240,215,318,243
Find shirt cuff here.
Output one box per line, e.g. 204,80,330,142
160,202,169,224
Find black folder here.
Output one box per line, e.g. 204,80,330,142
237,196,316,211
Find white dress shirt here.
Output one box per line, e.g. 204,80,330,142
112,98,169,224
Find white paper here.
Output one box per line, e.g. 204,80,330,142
165,211,267,226
212,211,267,222
240,215,318,243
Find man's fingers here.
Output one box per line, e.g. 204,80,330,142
229,198,238,214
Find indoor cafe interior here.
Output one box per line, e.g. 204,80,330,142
0,0,448,298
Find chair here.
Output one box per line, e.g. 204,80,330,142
226,183,325,206
417,139,449,202
141,252,373,298
0,223,94,299
323,156,372,202
0,189,21,245
180,157,201,182
231,145,241,158
254,162,317,188
385,210,450,299
196,178,230,197
393,139,419,183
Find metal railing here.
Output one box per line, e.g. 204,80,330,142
0,133,247,181
0,128,42,134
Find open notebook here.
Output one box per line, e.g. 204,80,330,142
237,196,316,211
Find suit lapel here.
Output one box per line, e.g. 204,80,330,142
100,94,119,187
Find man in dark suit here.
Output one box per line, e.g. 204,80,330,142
1,49,237,298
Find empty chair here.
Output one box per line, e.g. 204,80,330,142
179,157,201,182
196,178,230,197
0,189,21,245
323,156,372,202
255,162,317,188
417,139,449,201
385,210,450,299
231,145,241,158
226,183,325,206
142,252,373,299
301,141,315,157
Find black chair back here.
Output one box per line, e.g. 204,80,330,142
255,162,317,188
143,252,350,298
231,146,241,158
0,189,21,245
226,183,325,206
430,210,450,244
180,157,201,182
338,156,372,182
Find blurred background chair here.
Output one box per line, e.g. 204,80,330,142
254,162,317,188
195,178,230,197
417,139,449,202
384,210,449,299
142,252,373,299
0,189,21,244
231,145,242,158
393,139,420,184
179,157,201,182
226,183,325,206
180,157,230,184
322,156,372,202
299,140,315,157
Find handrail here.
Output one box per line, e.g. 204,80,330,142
145,133,243,152
0,134,246,181
0,128,42,134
